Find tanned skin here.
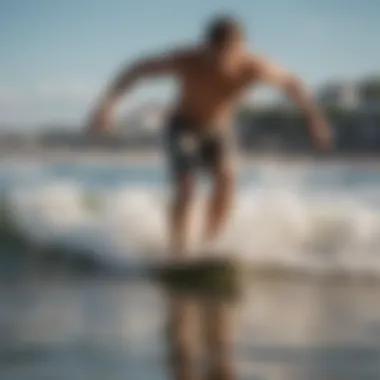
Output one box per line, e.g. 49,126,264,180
87,21,332,258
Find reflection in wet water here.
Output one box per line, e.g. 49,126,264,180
165,287,237,380
1,275,380,380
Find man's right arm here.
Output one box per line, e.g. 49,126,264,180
87,49,189,134
251,55,332,149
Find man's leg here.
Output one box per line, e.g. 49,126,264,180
169,173,196,258
202,162,235,247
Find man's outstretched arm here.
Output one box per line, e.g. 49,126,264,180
87,50,187,134
253,56,332,149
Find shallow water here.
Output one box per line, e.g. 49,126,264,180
1,275,380,380
2,157,380,379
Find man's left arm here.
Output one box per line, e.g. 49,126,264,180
252,56,332,149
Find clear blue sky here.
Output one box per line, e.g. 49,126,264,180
0,0,379,127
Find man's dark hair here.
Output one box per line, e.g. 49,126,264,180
205,15,244,48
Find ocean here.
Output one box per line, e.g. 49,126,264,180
1,155,380,379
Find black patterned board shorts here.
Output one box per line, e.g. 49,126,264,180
164,115,237,180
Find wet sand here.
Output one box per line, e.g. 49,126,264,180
1,274,380,380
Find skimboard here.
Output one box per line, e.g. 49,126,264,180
156,255,243,300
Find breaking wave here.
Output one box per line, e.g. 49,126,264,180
3,173,380,280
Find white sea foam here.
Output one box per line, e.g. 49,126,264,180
5,173,380,278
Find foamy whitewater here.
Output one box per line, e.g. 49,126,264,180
3,159,380,278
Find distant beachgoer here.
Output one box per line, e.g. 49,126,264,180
87,15,332,258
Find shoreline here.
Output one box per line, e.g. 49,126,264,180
1,147,380,168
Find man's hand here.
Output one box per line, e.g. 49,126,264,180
86,103,114,136
310,118,333,150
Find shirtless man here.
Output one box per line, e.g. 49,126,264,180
87,15,332,257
